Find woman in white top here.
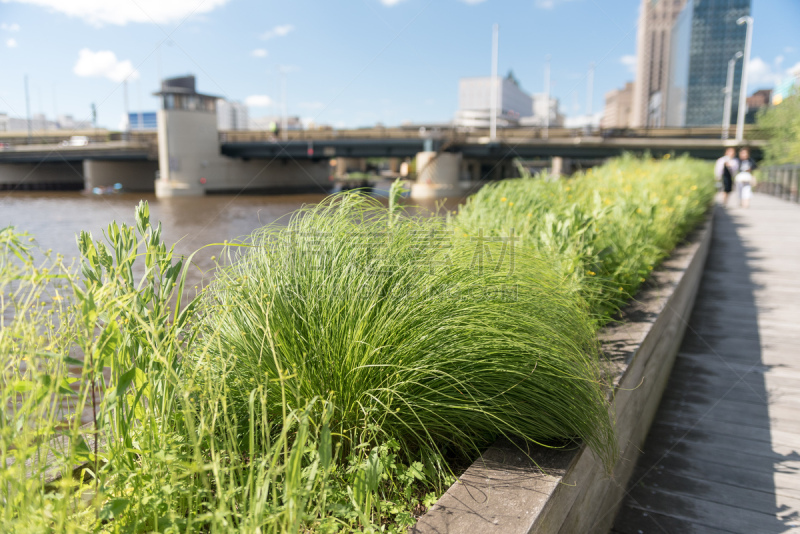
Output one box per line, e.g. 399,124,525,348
734,147,757,209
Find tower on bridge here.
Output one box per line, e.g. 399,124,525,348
154,75,220,196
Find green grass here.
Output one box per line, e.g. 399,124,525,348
0,155,714,532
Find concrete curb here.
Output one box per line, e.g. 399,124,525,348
412,210,714,534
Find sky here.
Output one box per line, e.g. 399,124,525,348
0,0,798,130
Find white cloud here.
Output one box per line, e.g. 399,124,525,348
251,48,268,58
245,95,273,107
1,23,21,31
4,0,230,26
380,0,407,5
260,24,294,40
620,54,636,74
748,56,781,89
746,56,800,92
6,38,18,48
73,48,140,83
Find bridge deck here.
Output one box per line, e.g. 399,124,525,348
612,194,800,533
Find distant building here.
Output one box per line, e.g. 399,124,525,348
454,71,533,128
520,93,564,128
0,112,91,131
744,89,771,123
249,115,303,131
631,0,688,128
602,82,634,129
666,0,751,127
128,112,158,131
217,99,249,130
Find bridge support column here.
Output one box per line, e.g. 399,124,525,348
83,159,159,192
551,156,572,177
411,152,462,199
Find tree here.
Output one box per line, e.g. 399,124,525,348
756,89,800,165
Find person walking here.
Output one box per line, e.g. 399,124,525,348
734,147,757,209
715,147,737,205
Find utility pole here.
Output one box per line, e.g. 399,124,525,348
586,63,595,130
544,54,551,140
123,79,130,140
53,83,58,128
280,66,288,141
490,23,499,141
735,16,753,144
722,51,743,140
24,75,31,142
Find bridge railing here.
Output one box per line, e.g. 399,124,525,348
758,164,800,203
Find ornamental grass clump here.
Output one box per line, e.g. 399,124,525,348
193,191,617,468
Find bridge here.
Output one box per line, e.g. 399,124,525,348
0,125,766,196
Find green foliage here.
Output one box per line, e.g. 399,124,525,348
757,89,800,165
454,154,716,322
0,155,714,532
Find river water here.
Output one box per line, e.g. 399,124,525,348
1,190,466,289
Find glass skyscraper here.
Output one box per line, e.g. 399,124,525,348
666,0,751,127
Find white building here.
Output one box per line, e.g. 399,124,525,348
217,99,249,130
0,112,92,131
249,115,303,131
454,72,533,129
520,93,564,127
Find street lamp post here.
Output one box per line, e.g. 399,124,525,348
722,51,743,140
490,24,499,141
735,16,753,144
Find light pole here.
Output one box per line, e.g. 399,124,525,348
490,24,499,141
722,51,743,140
735,15,753,144
544,54,551,140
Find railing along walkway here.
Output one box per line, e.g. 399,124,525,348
612,194,800,533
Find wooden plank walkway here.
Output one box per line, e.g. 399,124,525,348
612,194,800,534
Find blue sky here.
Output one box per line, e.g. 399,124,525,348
1,0,798,129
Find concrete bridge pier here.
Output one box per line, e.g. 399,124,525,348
551,156,573,177
83,160,159,192
411,151,462,199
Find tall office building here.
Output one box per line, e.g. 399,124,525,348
631,0,688,128
666,0,750,127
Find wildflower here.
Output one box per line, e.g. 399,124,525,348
501,197,507,202
676,195,683,201
588,271,596,276
527,213,533,218
211,255,216,261
690,185,698,191
636,208,643,214
508,202,514,207
663,154,671,159
619,287,624,291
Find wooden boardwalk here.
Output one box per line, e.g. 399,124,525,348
612,194,800,534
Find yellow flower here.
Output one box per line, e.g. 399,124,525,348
588,271,596,276
690,185,698,191
676,195,683,201
527,213,533,217
508,202,514,207
663,153,671,159
636,208,643,214
501,197,507,202
566,186,571,191
619,287,624,291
